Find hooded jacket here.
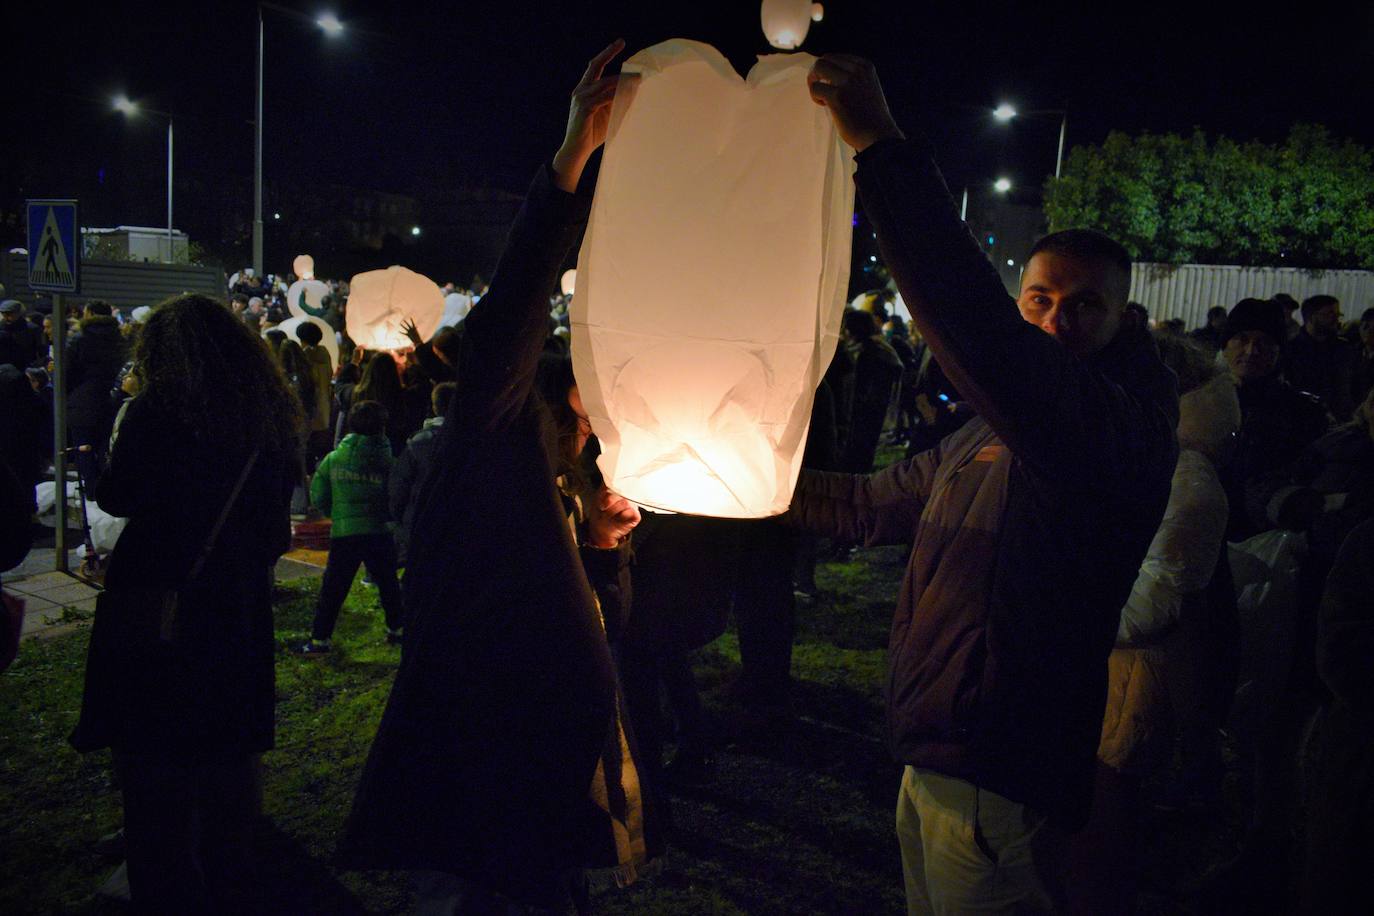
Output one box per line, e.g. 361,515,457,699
785,138,1178,830
65,315,125,432
310,433,393,539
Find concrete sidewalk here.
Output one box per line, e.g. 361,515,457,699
4,547,326,643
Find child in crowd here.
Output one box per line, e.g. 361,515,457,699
296,399,404,654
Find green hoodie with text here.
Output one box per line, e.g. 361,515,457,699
311,433,394,539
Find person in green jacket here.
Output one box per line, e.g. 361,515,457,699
297,399,403,654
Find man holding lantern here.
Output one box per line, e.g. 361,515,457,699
793,56,1179,913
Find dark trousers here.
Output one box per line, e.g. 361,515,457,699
114,749,258,915
311,533,403,640
733,520,796,705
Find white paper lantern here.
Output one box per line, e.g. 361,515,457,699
346,265,444,351
572,39,855,519
760,0,813,50
811,3,824,22
560,268,577,296
287,277,332,321
293,254,316,280
273,315,339,368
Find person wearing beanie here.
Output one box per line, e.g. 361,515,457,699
1220,297,1329,539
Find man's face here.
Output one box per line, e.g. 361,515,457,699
1017,252,1127,357
1308,302,1341,338
1209,311,1227,330
1224,330,1281,382
0,310,20,325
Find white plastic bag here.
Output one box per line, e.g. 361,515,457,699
1228,528,1306,736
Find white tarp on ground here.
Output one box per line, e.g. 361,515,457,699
34,481,128,554
572,39,855,518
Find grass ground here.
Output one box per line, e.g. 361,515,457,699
0,445,1248,914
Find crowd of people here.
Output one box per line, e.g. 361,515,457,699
2,40,1373,916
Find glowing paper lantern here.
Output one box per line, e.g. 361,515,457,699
560,269,577,296
346,265,444,351
274,315,339,368
810,3,824,22
760,0,813,50
293,254,316,280
572,39,855,518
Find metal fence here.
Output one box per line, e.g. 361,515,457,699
2,251,224,311
1129,263,1374,329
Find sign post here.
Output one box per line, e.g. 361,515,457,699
28,200,81,574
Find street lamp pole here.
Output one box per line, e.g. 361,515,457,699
1055,111,1067,179
253,7,265,276
167,117,174,260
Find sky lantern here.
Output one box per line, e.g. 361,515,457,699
286,253,332,323
346,265,444,351
439,291,473,328
560,268,577,296
571,39,855,519
760,0,816,50
293,253,316,279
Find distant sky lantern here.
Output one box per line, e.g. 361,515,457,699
439,291,472,328
572,39,854,519
560,268,577,296
293,253,316,280
760,0,814,50
346,265,444,351
811,3,825,23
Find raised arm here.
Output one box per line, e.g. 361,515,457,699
784,442,942,546
808,56,1175,491
457,40,634,434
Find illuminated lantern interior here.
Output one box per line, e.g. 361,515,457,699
345,265,444,351
293,254,316,280
572,39,854,518
760,0,813,50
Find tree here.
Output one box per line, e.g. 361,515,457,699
1044,125,1374,269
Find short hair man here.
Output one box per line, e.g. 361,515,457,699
1286,294,1357,420
793,56,1179,912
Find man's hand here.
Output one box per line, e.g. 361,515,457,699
585,483,640,548
400,316,423,347
807,54,904,153
552,39,638,193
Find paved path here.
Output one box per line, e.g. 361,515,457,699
4,547,326,643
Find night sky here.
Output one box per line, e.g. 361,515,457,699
6,0,1371,265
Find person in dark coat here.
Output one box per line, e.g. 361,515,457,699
0,363,47,494
339,41,661,912
1284,294,1357,421
1220,297,1330,541
68,294,301,914
65,301,127,486
840,308,904,473
0,299,42,369
793,56,1178,912
389,381,456,568
1301,517,1374,916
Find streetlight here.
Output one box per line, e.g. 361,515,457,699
993,176,1013,193
112,95,175,262
410,226,422,237
992,101,1068,179
255,5,346,275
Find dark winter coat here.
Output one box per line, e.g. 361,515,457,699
65,316,126,433
1284,328,1357,421
69,396,296,759
339,165,660,904
0,317,41,369
785,138,1179,830
0,364,47,490
389,416,444,564
1225,371,1329,540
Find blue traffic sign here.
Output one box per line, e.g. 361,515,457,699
27,200,81,294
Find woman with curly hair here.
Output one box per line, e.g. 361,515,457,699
70,293,302,913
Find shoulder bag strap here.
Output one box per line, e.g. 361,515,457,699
186,446,262,582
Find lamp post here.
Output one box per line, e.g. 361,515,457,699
254,4,345,275
113,95,175,261
993,102,1069,179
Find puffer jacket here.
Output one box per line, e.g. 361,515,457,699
311,433,393,538
65,315,126,431
786,137,1179,830
1099,374,1238,773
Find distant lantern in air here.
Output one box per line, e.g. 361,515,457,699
346,265,444,351
293,253,316,280
561,268,577,296
572,39,855,519
761,0,818,50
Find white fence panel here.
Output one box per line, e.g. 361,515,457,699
1129,263,1374,329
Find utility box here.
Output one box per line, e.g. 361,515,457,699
83,225,190,264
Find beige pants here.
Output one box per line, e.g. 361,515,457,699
896,767,1065,914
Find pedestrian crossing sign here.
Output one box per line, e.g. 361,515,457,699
27,199,81,293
